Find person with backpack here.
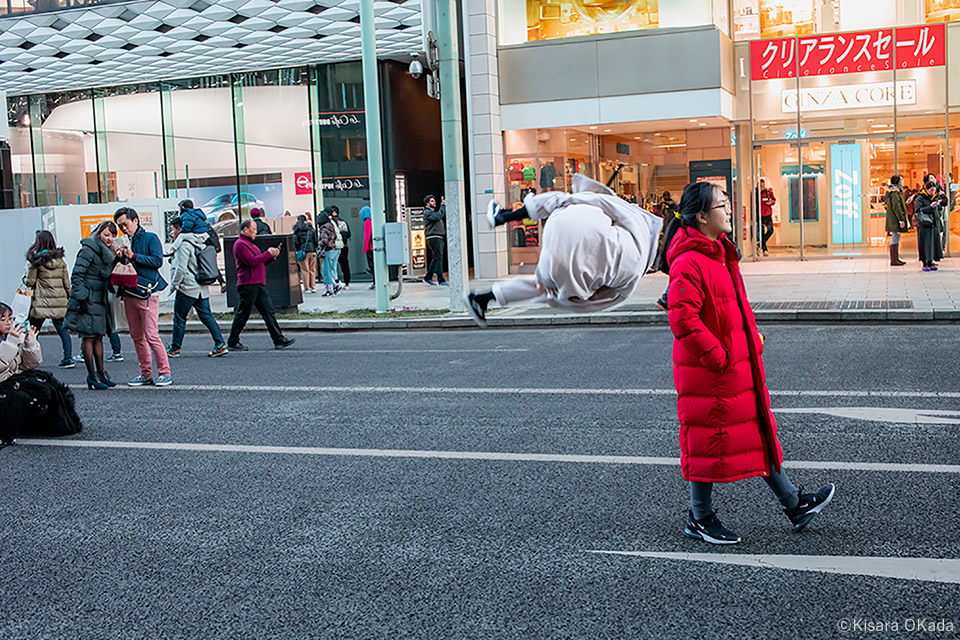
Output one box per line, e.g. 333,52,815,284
166,216,228,359
24,230,74,369
317,209,342,297
293,214,318,294
664,181,835,544
330,206,352,289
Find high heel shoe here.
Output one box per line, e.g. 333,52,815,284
97,370,117,388
86,374,110,390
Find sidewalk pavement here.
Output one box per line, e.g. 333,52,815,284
152,256,960,332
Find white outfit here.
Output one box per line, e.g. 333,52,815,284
492,174,663,313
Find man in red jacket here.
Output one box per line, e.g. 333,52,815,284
227,219,295,351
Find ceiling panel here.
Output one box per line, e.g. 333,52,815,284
0,0,421,95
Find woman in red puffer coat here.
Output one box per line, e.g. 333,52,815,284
663,181,835,545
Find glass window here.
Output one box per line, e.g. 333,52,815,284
503,124,732,273
163,75,238,223
497,0,722,46
734,0,960,41
7,95,36,208
32,90,96,206
98,83,165,202
236,68,312,226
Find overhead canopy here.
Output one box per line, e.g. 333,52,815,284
0,0,422,96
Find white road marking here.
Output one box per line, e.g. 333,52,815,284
177,348,529,355
777,407,960,424
12,439,960,473
67,383,960,400
585,551,960,585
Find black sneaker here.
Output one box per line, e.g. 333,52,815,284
683,510,742,545
57,358,76,369
275,337,296,349
465,293,489,328
423,278,437,286
784,484,836,532
655,294,668,312
486,199,501,227
228,343,249,352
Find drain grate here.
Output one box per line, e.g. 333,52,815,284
619,300,914,312
750,300,913,310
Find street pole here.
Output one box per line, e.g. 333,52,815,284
436,0,469,311
359,0,390,313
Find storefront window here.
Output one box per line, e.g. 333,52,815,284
163,75,239,221
503,124,732,273
748,22,950,258
236,69,312,224
734,0,960,41
498,0,724,46
0,1,126,17
314,62,370,279
7,95,35,208
31,90,95,206
97,83,165,202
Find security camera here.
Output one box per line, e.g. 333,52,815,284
409,53,423,79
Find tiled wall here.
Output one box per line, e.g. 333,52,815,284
466,0,508,279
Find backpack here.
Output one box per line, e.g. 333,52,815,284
0,370,82,444
194,243,222,286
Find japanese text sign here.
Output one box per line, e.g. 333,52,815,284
751,24,945,80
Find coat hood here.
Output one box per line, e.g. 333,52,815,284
174,232,207,250
666,227,739,266
359,206,371,220
80,235,113,261
293,220,313,232
26,247,66,267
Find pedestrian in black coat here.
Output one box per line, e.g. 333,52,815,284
63,222,119,389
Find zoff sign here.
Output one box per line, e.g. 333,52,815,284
781,79,916,113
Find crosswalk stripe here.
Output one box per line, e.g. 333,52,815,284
585,551,960,584
12,439,960,473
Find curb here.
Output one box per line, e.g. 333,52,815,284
128,307,960,333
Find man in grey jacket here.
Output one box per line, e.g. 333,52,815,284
423,195,448,286
166,217,228,358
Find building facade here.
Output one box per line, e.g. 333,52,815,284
0,0,446,284
467,0,960,278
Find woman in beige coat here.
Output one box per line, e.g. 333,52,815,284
24,230,73,368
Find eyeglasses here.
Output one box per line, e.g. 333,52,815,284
711,200,732,211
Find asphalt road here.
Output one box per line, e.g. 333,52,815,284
2,325,958,639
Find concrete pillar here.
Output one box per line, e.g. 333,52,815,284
465,0,508,280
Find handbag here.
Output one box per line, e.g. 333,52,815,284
916,209,935,228
110,262,139,288
122,281,156,300
296,249,306,262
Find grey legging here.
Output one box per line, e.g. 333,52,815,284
690,464,799,520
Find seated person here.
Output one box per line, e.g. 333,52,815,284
0,301,42,384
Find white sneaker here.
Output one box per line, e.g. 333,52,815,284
486,199,499,228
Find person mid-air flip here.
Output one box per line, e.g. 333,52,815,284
465,174,663,327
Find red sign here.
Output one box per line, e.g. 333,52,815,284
750,24,945,80
295,172,313,195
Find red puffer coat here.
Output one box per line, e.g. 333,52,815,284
667,227,783,483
